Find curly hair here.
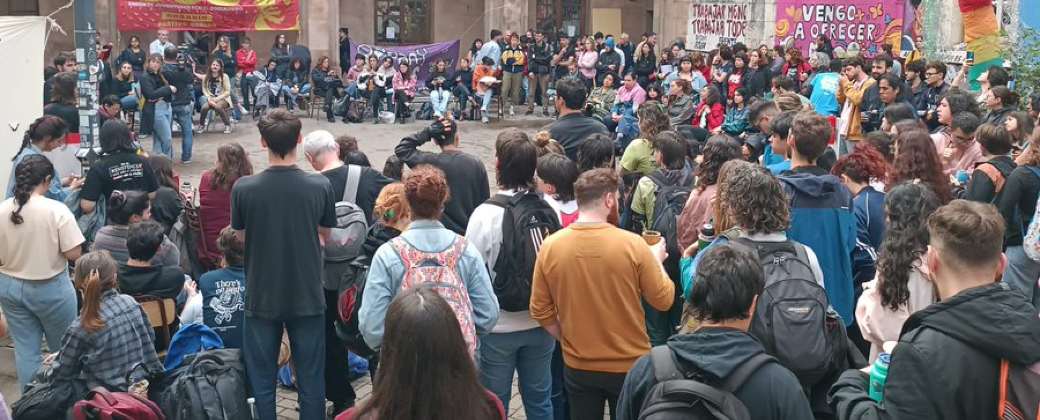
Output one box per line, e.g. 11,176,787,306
877,183,940,310
695,135,742,191
211,143,253,191
719,162,790,234
10,155,54,225
889,130,952,203
404,165,450,220
637,101,671,142
374,183,411,225
831,145,888,184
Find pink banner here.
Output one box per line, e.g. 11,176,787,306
774,0,905,57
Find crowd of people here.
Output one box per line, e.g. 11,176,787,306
5,24,1040,420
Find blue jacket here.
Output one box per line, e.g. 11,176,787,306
779,167,857,325
359,220,499,350
851,186,884,293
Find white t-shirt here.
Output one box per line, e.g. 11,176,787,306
0,195,84,280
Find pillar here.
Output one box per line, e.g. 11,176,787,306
484,0,530,35
299,0,340,65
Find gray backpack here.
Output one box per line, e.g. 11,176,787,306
734,237,846,387
323,165,369,290
637,346,775,420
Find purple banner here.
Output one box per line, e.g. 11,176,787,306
774,0,905,58
349,39,461,84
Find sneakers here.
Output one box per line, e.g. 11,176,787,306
509,106,515,117
223,126,232,134
180,159,192,165
525,108,534,115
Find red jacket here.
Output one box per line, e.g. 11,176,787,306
197,170,231,269
236,48,257,74
693,102,725,131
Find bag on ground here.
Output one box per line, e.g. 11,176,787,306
71,389,165,420
158,348,250,420
485,192,561,311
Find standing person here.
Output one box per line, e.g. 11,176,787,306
149,29,174,56
920,61,950,130
500,34,526,118
809,59,843,117
161,47,196,163
7,115,75,201
676,135,742,250
198,143,252,269
231,110,336,420
473,30,503,71
855,183,939,363
743,49,771,98
831,146,889,254
958,123,1016,203
44,72,79,136
236,37,258,113
888,130,954,203
527,31,553,116
0,155,84,389
547,78,609,161
270,34,291,76
466,129,558,420
904,60,926,115
358,165,499,355
838,57,877,155
537,153,581,226
79,120,160,216
117,35,147,80
932,93,984,176
632,41,657,88
831,200,1040,420
577,38,599,91
394,118,490,235
200,60,233,134
617,244,813,420
530,168,674,420
340,288,505,420
983,85,1018,126
140,54,175,157
551,36,576,83
392,61,417,124
305,130,392,225
596,38,623,86
338,28,351,74
996,130,1040,308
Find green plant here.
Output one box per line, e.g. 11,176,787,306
1009,27,1040,101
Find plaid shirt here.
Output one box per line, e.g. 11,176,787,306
53,289,162,390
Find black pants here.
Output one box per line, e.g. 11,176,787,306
394,91,412,119
563,366,626,420
320,82,344,120
141,102,155,135
324,289,356,406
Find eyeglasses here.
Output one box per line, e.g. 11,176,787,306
924,72,939,77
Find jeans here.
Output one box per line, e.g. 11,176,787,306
243,315,325,420
0,271,78,389
430,89,451,117
502,71,524,107
324,290,356,405
1003,245,1040,307
153,100,173,158
479,90,493,112
172,103,194,162
479,328,554,420
453,85,472,107
240,74,257,110
120,95,139,111
563,367,626,420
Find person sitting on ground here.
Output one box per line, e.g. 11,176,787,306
548,77,609,161
92,190,180,267
830,200,1040,420
359,165,499,355
620,104,672,178
617,243,814,420
537,153,581,227
855,182,939,363
181,226,246,349
394,118,490,234
80,120,159,216
51,251,163,395
338,287,506,420
117,219,186,299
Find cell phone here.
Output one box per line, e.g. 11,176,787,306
965,51,975,65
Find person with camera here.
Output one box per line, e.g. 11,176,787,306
162,46,196,164
527,31,553,116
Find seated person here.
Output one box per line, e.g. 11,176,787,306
117,220,186,299
93,190,180,267
52,251,163,394
181,227,246,348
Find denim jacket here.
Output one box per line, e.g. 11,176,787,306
359,220,499,350
7,144,67,202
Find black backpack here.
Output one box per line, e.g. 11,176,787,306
335,260,376,358
485,191,561,311
648,172,692,272
158,348,251,420
638,346,776,420
733,238,848,387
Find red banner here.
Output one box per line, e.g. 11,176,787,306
117,0,300,32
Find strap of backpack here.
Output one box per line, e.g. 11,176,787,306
343,164,362,203
721,352,775,393
976,163,1006,195
650,346,684,383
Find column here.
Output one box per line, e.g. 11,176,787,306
484,0,530,35
299,0,340,64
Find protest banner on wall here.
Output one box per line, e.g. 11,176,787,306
349,39,461,83
774,0,904,57
687,0,750,51
117,0,300,32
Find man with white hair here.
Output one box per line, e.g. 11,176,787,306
301,129,392,416
150,30,174,56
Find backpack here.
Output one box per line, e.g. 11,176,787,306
999,359,1040,420
71,389,165,420
324,165,369,265
648,172,693,273
390,236,477,355
734,237,848,386
485,192,561,311
335,260,376,358
158,348,251,420
163,323,225,372
416,101,434,120
346,100,365,123
638,346,775,420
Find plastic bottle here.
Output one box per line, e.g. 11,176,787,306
868,352,890,403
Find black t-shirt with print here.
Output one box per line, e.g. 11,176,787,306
321,164,393,224
231,165,336,320
81,152,160,202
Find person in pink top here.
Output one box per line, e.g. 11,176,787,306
614,73,647,110
931,94,985,177
392,62,418,124
577,38,599,90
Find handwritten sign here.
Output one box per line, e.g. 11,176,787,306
774,0,904,57
687,0,750,51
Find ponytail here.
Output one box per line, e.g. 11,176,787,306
10,155,55,225
73,252,119,333
11,115,67,161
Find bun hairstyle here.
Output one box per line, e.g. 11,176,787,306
73,251,119,333
374,183,410,224
106,190,151,225
12,115,67,161
534,131,565,157
10,155,55,225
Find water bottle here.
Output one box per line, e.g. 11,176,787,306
868,352,891,403
180,181,192,201
247,397,257,419
697,222,715,253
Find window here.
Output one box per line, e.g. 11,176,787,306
375,0,430,44
536,0,583,39
1,0,40,15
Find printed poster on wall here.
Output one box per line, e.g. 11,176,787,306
774,0,904,57
348,39,461,84
117,0,300,32
687,0,750,51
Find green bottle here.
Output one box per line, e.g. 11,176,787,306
868,352,891,403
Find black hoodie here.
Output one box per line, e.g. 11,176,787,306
829,282,1040,420
618,327,813,420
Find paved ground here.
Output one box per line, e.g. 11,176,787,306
1,110,558,419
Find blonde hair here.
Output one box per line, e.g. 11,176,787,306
534,131,565,157
374,183,410,224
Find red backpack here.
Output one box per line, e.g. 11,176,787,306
999,359,1040,420
72,389,165,420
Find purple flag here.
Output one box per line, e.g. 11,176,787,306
349,39,462,84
